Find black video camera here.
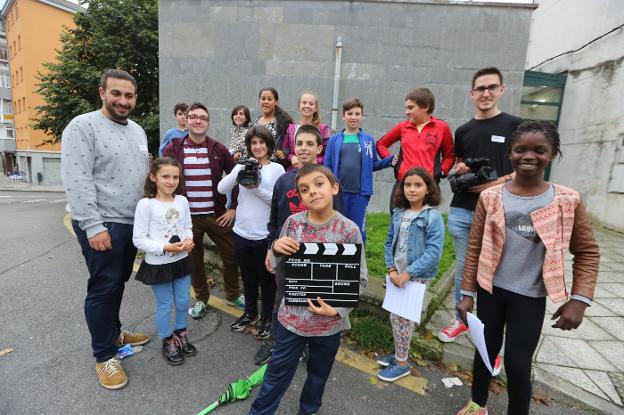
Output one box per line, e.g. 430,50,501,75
448,157,498,193
236,158,262,189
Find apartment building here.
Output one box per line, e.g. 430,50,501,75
1,0,83,184
0,18,15,175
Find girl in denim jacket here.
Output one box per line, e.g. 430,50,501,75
377,168,445,382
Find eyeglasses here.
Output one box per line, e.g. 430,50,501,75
188,115,209,123
472,84,500,95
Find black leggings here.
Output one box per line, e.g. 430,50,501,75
472,286,546,415
233,234,276,318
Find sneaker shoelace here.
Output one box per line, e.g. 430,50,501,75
175,331,189,348
166,337,179,354
447,320,464,332
103,358,122,377
192,302,204,313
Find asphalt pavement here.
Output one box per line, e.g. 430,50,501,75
0,191,589,414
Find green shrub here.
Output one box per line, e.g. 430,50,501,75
349,313,395,351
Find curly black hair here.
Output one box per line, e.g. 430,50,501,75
510,120,562,159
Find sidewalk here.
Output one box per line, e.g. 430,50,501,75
428,225,624,414
0,175,64,192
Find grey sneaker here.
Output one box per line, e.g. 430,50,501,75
188,301,207,319
226,294,245,310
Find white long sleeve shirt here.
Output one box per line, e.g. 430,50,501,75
132,195,193,265
218,162,284,240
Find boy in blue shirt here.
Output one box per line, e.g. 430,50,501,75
159,103,188,156
324,97,395,242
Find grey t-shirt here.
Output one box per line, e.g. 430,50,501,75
394,209,420,274
493,184,555,298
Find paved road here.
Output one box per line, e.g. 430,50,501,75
0,191,589,414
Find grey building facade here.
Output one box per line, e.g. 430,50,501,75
159,0,535,212
526,0,624,231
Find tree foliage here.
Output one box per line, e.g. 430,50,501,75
34,0,159,152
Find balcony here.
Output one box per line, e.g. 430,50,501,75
0,137,16,152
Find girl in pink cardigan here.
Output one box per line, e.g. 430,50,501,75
456,120,600,415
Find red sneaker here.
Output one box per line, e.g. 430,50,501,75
437,319,469,342
492,355,502,376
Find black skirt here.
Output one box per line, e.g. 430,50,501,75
135,255,195,285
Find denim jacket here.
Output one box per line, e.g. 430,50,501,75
384,206,445,280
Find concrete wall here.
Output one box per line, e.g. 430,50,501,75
526,0,624,231
159,0,534,213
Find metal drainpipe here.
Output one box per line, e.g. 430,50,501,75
331,38,343,131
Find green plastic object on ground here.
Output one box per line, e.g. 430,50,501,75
196,363,268,414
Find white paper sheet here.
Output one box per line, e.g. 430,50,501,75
381,275,427,324
466,312,494,374
441,377,463,388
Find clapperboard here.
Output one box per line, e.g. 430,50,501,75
284,242,362,307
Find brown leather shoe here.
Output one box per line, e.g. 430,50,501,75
117,330,150,346
95,358,128,390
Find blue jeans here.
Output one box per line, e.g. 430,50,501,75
151,275,191,339
447,207,474,319
72,221,136,362
342,192,370,243
249,324,341,415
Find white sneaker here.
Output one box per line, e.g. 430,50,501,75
188,301,207,319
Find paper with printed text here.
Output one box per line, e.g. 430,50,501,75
381,275,427,324
467,312,494,374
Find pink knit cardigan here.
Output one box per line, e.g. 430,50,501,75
462,183,600,303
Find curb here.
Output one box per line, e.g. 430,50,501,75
0,186,64,193
532,366,623,414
